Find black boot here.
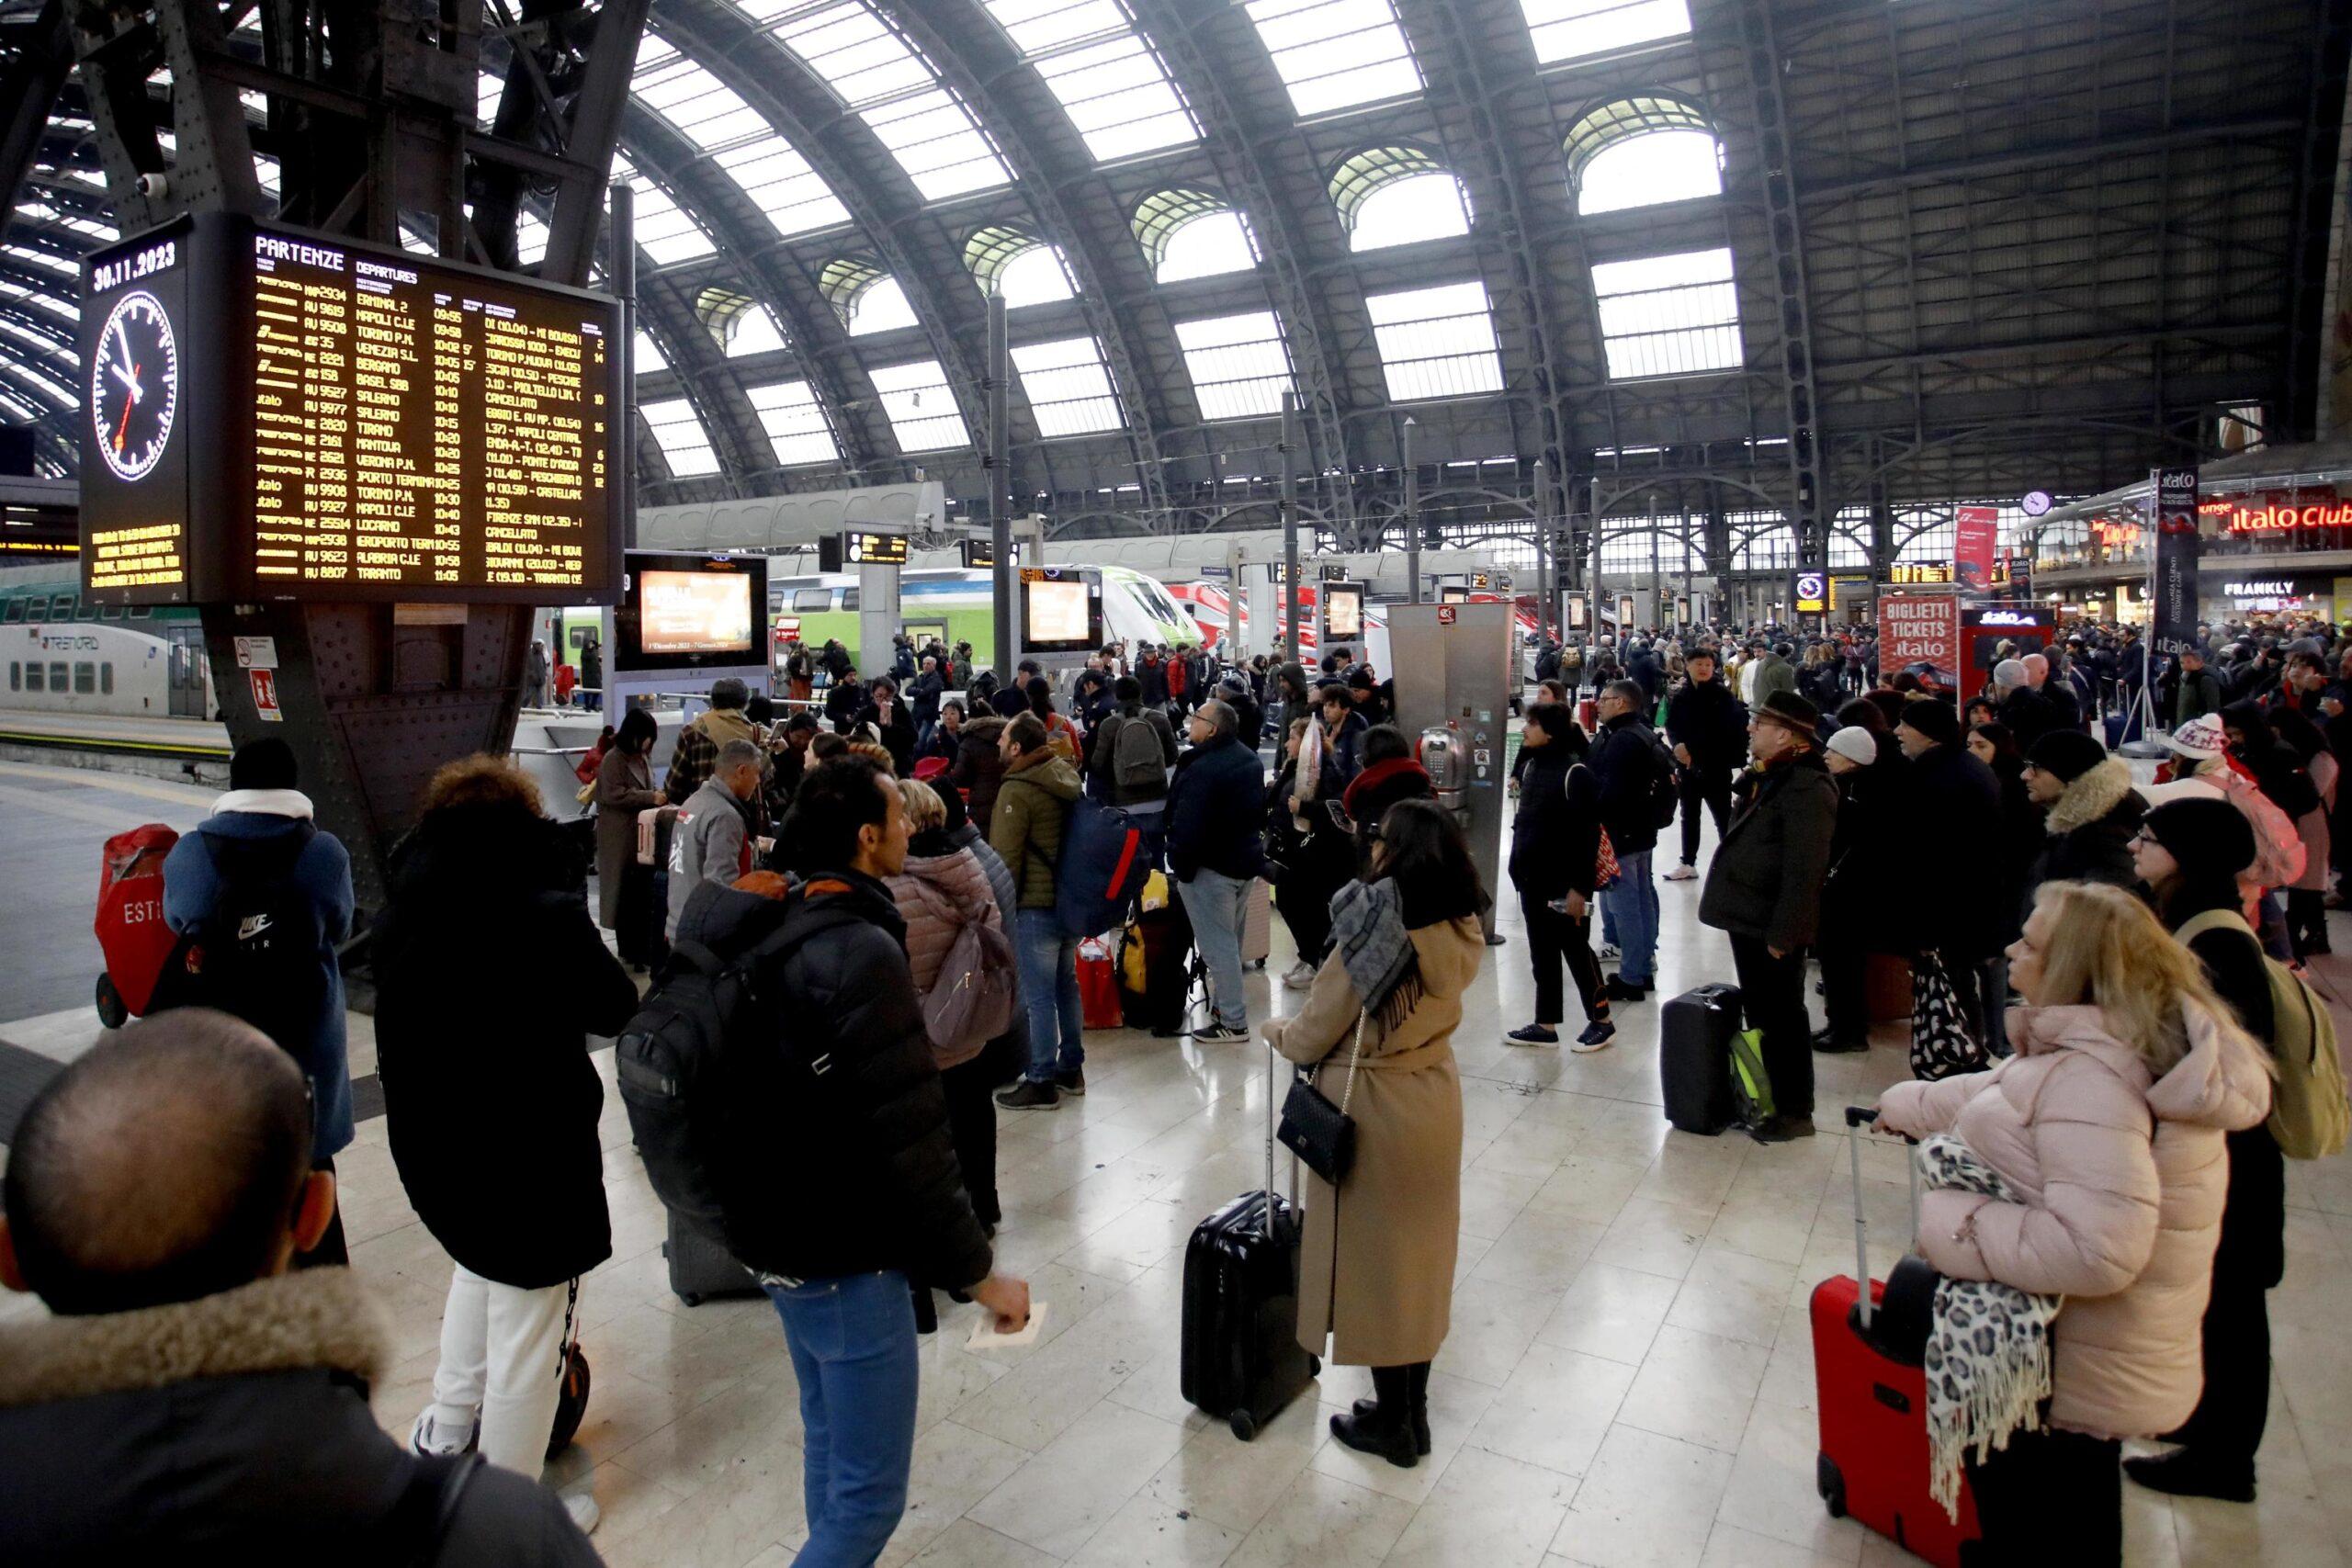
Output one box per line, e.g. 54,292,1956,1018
1350,1399,1432,1455
2123,1448,2256,1503
1331,1365,1419,1468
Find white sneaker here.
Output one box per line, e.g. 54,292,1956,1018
410,1408,478,1457
1599,942,1622,961
561,1490,602,1537
1664,863,1698,882
1283,959,1316,988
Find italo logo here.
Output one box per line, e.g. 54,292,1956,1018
2222,501,2352,532
1977,611,2037,626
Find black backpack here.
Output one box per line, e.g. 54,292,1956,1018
615,881,838,1246
153,823,329,1055
1644,728,1681,830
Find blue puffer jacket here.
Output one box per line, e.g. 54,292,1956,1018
163,790,355,1160
1166,733,1272,884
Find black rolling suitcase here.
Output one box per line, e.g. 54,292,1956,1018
1180,1046,1319,1440
1661,982,1741,1134
662,1213,761,1306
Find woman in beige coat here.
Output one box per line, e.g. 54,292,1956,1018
594,706,664,967
1875,880,2269,1565
1266,797,1487,1470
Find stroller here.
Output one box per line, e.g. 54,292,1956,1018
94,824,183,1028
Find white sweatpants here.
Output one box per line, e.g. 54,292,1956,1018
426,1263,571,1479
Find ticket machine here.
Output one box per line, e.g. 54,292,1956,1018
1387,602,1513,942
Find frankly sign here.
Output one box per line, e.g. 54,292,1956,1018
1877,593,1958,667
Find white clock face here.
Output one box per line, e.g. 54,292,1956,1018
90,290,179,482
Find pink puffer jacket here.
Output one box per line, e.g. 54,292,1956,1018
1877,1001,2270,1438
886,846,1005,1069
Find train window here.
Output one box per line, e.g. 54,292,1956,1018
24,662,41,692
101,663,115,695
129,605,153,619
842,589,860,612
21,596,47,620
74,598,96,622
99,603,123,621
50,662,67,690
793,589,831,613
74,662,95,694
2,599,23,624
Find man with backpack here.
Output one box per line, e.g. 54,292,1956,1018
1089,675,1178,810
1166,699,1274,1043
990,714,1088,1109
1589,679,1674,1001
666,739,764,941
160,737,356,1264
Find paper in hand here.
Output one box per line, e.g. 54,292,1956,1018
966,1300,1047,1350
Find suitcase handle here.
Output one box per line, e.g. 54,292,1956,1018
1844,1105,1921,1332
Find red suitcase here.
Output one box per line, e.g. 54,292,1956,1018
94,824,183,1025
1812,1107,1980,1568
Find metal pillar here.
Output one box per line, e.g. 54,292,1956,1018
1532,456,1551,645
1281,391,1300,665
612,179,638,551
987,292,1013,675
1404,417,1421,605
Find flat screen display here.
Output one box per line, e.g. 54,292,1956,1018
1322,583,1363,640
615,551,769,674
1020,568,1099,654
81,213,623,605
640,570,754,656
844,530,909,565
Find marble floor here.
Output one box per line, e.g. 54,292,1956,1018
5,767,2351,1566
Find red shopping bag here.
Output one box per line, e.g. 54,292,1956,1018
1079,937,1124,1031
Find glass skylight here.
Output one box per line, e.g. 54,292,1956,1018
868,359,972,451
849,276,920,336
1012,337,1125,435
609,155,718,265
747,379,842,466
12,198,113,243
634,331,669,372
1518,0,1691,65
641,397,724,477
981,0,1199,162
762,1,1012,199
967,229,1080,306
724,306,791,358
1589,246,1743,379
1578,129,1720,214
626,39,852,239
1157,210,1257,282
1365,281,1506,400
1174,310,1294,420
1348,171,1471,251
1243,0,1423,117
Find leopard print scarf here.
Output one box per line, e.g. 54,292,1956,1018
1917,1132,2062,1520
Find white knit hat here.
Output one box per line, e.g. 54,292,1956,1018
1826,727,1879,765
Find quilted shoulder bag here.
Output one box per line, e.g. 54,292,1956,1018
1277,1011,1366,1184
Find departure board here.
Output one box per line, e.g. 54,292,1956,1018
82,214,624,605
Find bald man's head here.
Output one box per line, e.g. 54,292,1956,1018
2,1010,320,1316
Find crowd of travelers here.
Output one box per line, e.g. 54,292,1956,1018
5,604,2342,1568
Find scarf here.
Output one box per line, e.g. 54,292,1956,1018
1328,876,1419,1032
1918,1132,2061,1519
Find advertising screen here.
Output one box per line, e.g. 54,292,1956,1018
615,552,769,673
640,570,754,656
82,213,623,605
1322,583,1363,639
1025,579,1091,647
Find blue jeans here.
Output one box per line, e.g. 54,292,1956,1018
1177,869,1250,1029
1610,848,1658,985
763,1271,920,1568
1016,906,1085,1079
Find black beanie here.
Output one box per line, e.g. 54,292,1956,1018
229,737,299,792
2026,729,2108,784
1895,696,1959,747
2143,797,2256,884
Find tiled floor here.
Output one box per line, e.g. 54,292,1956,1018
5,760,2350,1566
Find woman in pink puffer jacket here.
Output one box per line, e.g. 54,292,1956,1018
1875,881,2270,1566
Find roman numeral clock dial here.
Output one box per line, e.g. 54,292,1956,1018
91,290,178,482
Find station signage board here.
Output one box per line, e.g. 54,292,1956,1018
1877,592,1959,691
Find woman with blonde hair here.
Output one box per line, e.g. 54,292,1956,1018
1873,879,2270,1565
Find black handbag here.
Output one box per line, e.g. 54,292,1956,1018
545,1280,591,1459
1277,1012,1364,1184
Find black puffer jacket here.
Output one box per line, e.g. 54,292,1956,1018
698,870,993,1290
1665,676,1747,773
376,804,639,1289
0,1271,598,1566
1900,742,2007,959
2018,757,2144,915
1589,710,1669,853
1509,742,1601,901
952,715,1010,827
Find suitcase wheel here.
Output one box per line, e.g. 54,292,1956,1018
680,1292,704,1307
1228,1409,1258,1442
95,973,127,1030
1816,1452,1846,1518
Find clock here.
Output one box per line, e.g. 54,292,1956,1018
90,290,178,483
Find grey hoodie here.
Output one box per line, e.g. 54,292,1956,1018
667,777,756,938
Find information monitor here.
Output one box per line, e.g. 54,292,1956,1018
80,213,624,606
615,552,770,674
1020,567,1100,654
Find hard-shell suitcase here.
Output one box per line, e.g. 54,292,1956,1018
1240,876,1272,968
1812,1108,1980,1567
1180,1046,1319,1439
662,1213,762,1306
1661,983,1741,1134
636,805,679,867
93,823,182,1026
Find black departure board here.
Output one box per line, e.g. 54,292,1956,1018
81,214,624,605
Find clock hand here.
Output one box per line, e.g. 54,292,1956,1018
115,390,133,453
109,362,141,402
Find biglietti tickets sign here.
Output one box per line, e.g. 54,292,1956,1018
1877,593,1959,689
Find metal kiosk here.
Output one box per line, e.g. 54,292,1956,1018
1387,602,1514,942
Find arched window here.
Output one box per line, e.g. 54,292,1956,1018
1564,96,1721,215
964,226,1077,307
1134,188,1258,283
1329,147,1470,253
696,287,789,357
820,257,921,336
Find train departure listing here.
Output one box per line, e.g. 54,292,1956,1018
248,231,611,593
